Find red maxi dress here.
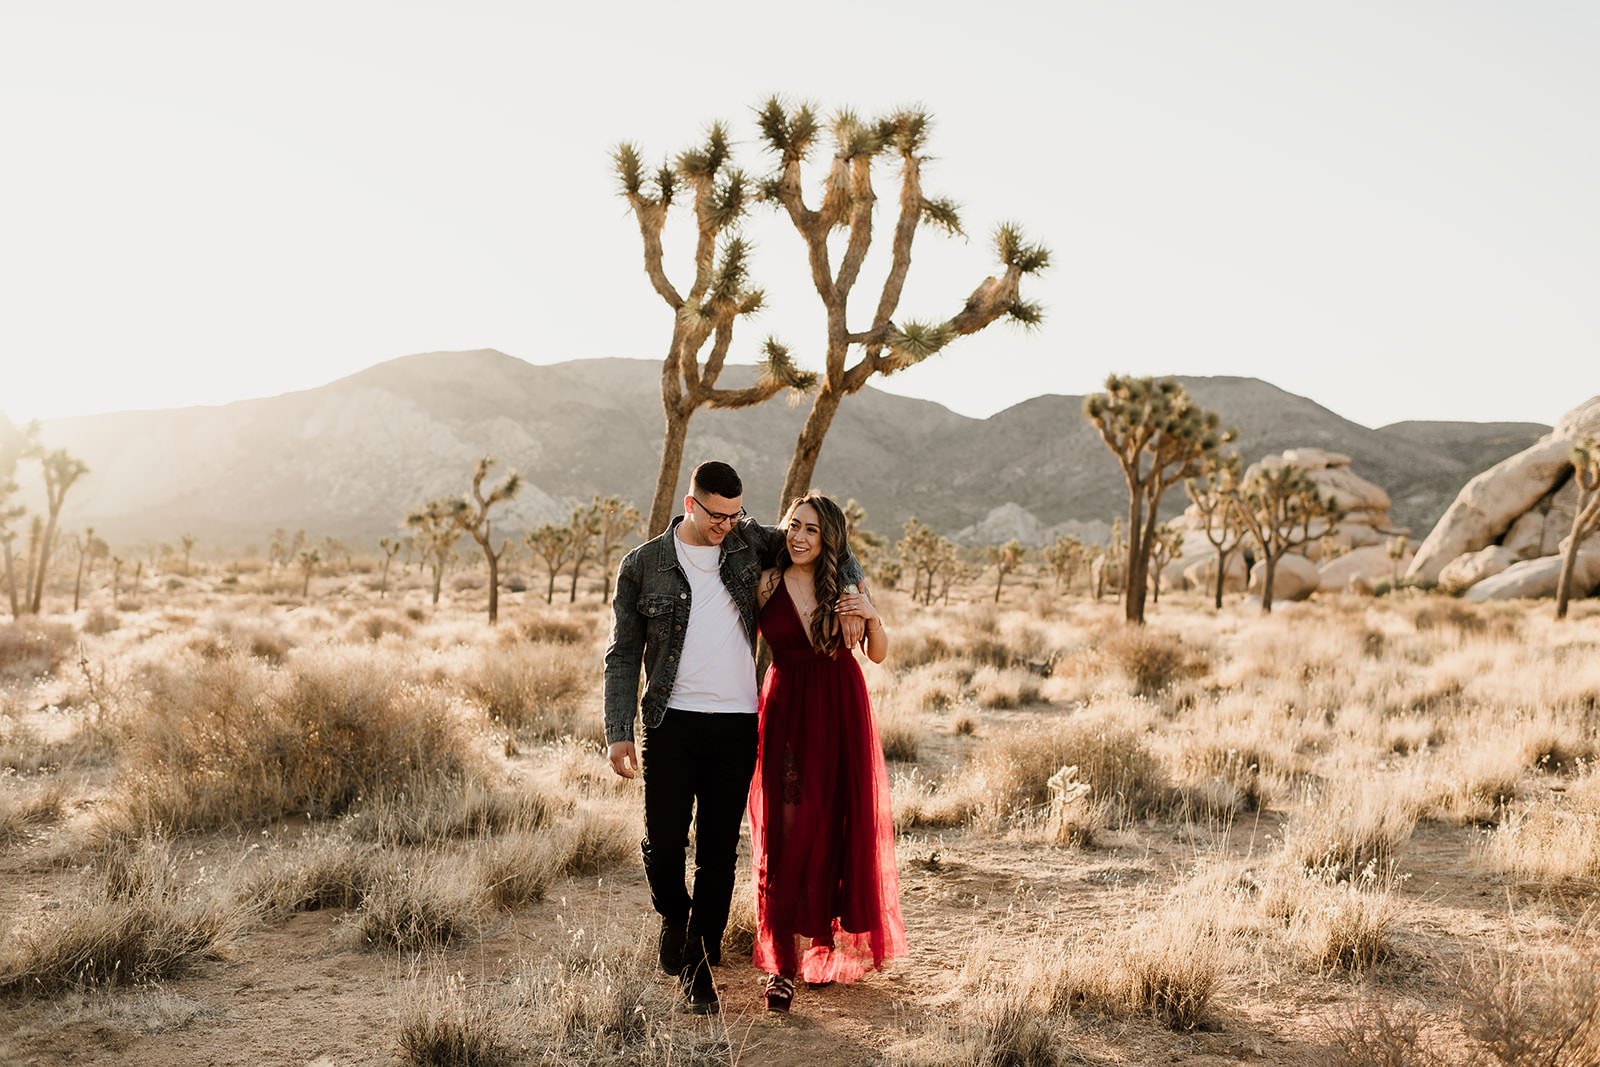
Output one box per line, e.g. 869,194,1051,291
749,578,907,984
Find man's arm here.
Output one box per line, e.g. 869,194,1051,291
601,554,645,775
742,516,865,586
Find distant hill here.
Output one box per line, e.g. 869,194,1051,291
36,351,1548,550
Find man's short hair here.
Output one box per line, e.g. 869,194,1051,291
690,461,742,500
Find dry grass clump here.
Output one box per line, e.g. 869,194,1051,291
0,618,77,681
396,970,519,1067
353,856,485,951
346,609,415,643
0,777,65,847
458,642,596,740
1410,742,1524,825
345,777,563,847
968,665,1044,709
203,614,294,663
0,837,242,997
239,833,388,918
110,647,477,833
514,613,591,646
981,714,1173,823
1284,775,1419,880
1098,626,1207,697
1291,877,1400,974
1458,940,1600,1066
81,607,120,636
1484,770,1600,884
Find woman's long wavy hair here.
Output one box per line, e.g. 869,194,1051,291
777,491,850,656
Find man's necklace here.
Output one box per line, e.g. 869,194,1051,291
680,545,720,574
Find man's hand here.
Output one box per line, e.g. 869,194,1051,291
608,740,639,779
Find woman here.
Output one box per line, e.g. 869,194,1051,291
749,491,906,1012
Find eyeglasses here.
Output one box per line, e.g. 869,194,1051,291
691,496,746,527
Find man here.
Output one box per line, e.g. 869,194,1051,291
603,460,862,1014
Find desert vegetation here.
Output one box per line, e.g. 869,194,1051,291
1,541,1597,1065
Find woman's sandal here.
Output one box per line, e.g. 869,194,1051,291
764,974,795,1013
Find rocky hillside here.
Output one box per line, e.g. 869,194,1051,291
35,350,1547,549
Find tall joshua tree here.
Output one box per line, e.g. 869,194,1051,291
452,457,521,624
297,548,320,600
1084,376,1231,624
405,498,465,607
755,99,1051,513
377,537,402,599
24,443,88,615
1230,462,1344,614
1044,534,1086,594
566,505,602,603
615,125,818,535
1185,452,1246,611
1555,436,1600,620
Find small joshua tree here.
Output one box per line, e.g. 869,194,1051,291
1230,462,1345,614
526,523,575,605
0,486,22,619
1185,453,1246,611
590,495,643,603
1148,523,1184,605
987,539,1024,604
1044,534,1086,594
297,548,320,600
566,505,602,603
615,125,817,535
1556,436,1600,620
1386,534,1409,589
180,533,197,577
405,499,465,607
1084,377,1231,624
755,98,1051,513
377,537,402,599
25,443,89,614
453,457,521,624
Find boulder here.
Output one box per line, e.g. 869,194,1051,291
1320,544,1410,593
1464,549,1600,602
1182,552,1249,594
1553,396,1600,441
1438,545,1522,593
1501,479,1579,560
1249,553,1321,602
1407,436,1575,583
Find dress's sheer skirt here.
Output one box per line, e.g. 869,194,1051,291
748,641,907,984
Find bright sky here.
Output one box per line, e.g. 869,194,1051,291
2,2,1595,430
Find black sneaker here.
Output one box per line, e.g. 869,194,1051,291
658,918,688,976
678,941,719,1015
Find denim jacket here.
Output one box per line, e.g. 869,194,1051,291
602,515,862,745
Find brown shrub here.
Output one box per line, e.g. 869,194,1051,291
0,619,77,682
459,643,596,741
1099,626,1206,697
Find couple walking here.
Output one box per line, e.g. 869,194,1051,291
602,461,906,1014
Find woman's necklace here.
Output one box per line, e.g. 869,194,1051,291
784,572,819,623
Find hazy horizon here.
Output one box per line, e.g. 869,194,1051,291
3,2,1595,430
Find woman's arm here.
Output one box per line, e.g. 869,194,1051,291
837,585,889,664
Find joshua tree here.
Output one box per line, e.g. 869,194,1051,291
526,524,574,605
934,540,964,605
565,504,602,603
453,457,522,624
268,528,290,575
72,527,102,612
1085,377,1231,625
590,495,643,602
110,556,123,608
24,444,89,614
755,99,1051,513
405,499,465,606
297,548,320,599
0,486,22,619
1148,524,1185,605
986,539,1024,604
1044,534,1086,594
1230,462,1345,614
180,533,197,577
896,518,940,604
377,537,402,599
842,499,887,566
1556,436,1600,620
614,125,817,535
1186,453,1246,610
1386,534,1410,589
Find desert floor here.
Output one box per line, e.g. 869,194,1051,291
2,562,1598,1066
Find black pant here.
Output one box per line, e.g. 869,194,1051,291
640,709,758,952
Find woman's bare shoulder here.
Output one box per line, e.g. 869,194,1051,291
757,568,783,608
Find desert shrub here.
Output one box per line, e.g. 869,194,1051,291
459,643,595,741
0,777,64,846
476,831,565,909
1485,773,1600,884
0,618,77,682
516,614,589,646
554,808,634,877
981,716,1173,822
514,935,654,1052
888,627,956,671
885,988,1065,1067
968,665,1044,709
204,615,293,663
346,610,414,643
1316,1000,1453,1066
397,971,518,1067
0,838,240,997
451,574,484,592
239,834,388,918
1285,776,1419,880
1099,626,1206,697
345,778,563,847
1292,876,1399,974
81,608,120,636
1459,943,1600,1066
353,857,484,951
108,647,478,832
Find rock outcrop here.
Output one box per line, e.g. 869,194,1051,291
1249,553,1321,602
1409,396,1600,600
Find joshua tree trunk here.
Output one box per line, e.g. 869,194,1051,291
486,549,501,626
1555,540,1581,621
73,545,85,612
1123,495,1149,625
379,557,393,598
779,389,844,517
2,539,17,618
430,561,443,606
1213,547,1231,611
1260,553,1277,614
648,407,691,536
994,568,1005,604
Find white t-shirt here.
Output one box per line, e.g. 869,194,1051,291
668,529,759,714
